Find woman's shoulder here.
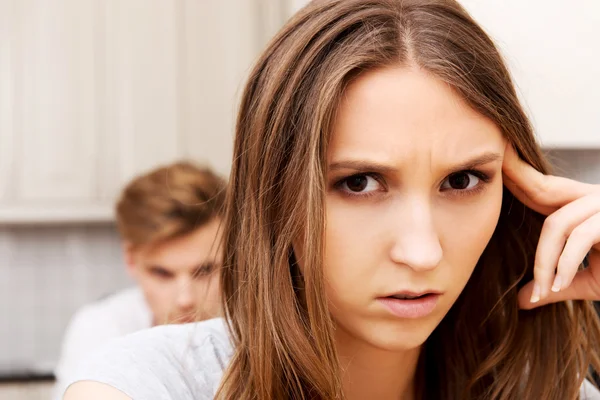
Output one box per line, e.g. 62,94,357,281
62,317,233,400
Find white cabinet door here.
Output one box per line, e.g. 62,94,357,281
98,0,184,202
98,0,270,201
0,0,15,203
178,0,269,178
0,0,186,222
0,0,109,223
460,0,600,148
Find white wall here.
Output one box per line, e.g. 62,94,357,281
459,0,600,148
289,0,310,14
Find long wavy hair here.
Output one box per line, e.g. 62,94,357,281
217,0,600,398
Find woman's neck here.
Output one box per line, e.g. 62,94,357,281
335,327,421,400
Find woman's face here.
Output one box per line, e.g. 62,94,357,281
324,67,506,352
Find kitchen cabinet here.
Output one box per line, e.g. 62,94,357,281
0,0,287,223
0,0,105,223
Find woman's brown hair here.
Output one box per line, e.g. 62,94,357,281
218,0,600,398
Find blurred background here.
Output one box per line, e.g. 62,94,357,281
0,0,598,399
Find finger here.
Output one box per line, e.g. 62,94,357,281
503,173,556,216
554,211,600,291
519,267,600,309
502,144,597,208
532,195,600,301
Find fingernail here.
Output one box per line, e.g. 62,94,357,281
530,282,541,303
551,276,562,293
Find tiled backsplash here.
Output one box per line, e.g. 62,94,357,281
0,224,130,375
0,150,598,376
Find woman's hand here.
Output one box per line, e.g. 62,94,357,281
502,144,600,309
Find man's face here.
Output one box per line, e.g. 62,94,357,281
126,218,223,325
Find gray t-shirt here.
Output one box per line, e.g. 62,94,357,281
64,318,232,399
63,317,600,399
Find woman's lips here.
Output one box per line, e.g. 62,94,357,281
377,293,440,319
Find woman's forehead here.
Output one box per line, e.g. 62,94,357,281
329,66,504,167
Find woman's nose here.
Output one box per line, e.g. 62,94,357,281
388,200,443,271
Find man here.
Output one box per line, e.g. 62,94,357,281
52,161,226,399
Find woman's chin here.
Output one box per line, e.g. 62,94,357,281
338,318,441,353
367,329,433,353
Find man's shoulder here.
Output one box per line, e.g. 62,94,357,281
59,287,151,356
90,286,147,313
70,287,150,330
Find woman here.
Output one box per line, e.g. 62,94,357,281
64,0,600,399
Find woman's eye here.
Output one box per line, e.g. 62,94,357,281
441,171,480,191
339,174,382,194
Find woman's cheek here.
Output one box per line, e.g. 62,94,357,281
437,183,504,270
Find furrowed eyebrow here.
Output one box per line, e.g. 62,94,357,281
328,152,502,174
449,152,502,171
328,160,396,173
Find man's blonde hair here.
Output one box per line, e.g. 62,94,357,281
115,161,226,248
